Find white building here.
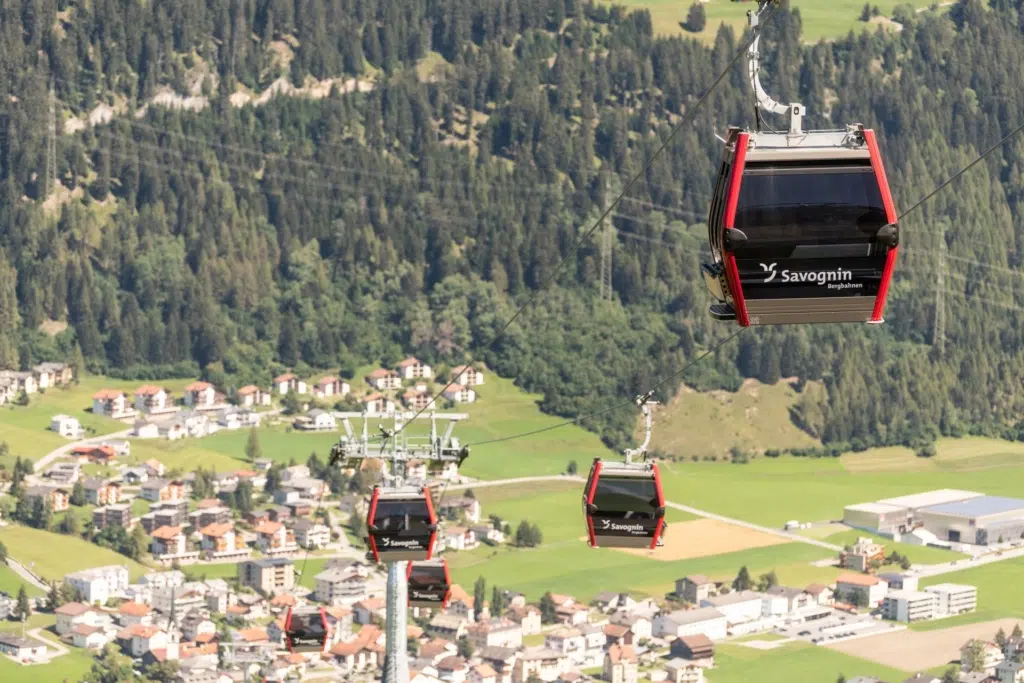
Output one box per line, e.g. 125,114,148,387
306,409,336,431
881,590,938,622
443,384,476,404
450,365,485,386
65,565,130,605
133,420,160,439
51,414,84,438
925,583,977,617
653,608,728,641
835,573,889,608
700,591,767,625
396,357,432,380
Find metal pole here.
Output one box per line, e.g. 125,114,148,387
383,561,409,683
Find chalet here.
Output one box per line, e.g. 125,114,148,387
544,628,586,662
200,522,249,560
50,414,84,438
82,478,121,506
306,409,336,431
272,372,307,395
443,384,476,404
505,605,542,635
133,420,160,439
93,504,132,530
603,644,638,683
117,602,154,627
446,584,475,621
429,613,469,641
143,459,166,477
150,526,200,564
102,439,131,457
55,602,108,635
805,583,833,605
443,526,478,552
472,663,499,683
450,365,485,386
217,407,261,430
610,612,652,640
766,585,815,613
254,520,299,556
473,525,506,545
362,392,396,416
236,469,267,490
26,485,70,512
603,624,632,648
354,597,386,625
313,376,350,399
515,647,568,683
184,381,217,409
437,655,471,683
554,602,589,626
330,624,383,674
0,370,37,395
366,369,402,391
593,592,636,613
403,388,434,411
478,646,518,683
673,576,713,604
665,659,707,683
141,478,185,503
92,389,134,418
467,619,523,650
45,461,81,485
396,357,433,380
960,640,1004,675
292,518,331,549
236,385,271,407
133,385,174,414
670,635,715,667
70,444,118,465
33,362,74,388
440,497,482,524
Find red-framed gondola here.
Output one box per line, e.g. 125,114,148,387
366,485,438,563
406,559,452,608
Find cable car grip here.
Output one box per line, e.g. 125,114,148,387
876,223,899,248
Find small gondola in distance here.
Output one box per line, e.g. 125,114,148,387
283,606,330,655
582,458,666,549
407,558,452,608
702,124,899,326
365,485,439,563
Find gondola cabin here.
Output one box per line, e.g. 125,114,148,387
407,559,451,608
583,459,666,549
702,125,899,326
284,606,330,655
366,485,438,563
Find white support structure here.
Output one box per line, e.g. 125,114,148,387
748,0,804,135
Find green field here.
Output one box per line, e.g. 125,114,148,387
0,525,149,582
648,379,819,458
599,0,942,44
912,556,1024,631
711,641,910,683
0,645,95,683
0,563,43,597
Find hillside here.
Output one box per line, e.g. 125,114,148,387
0,0,1023,459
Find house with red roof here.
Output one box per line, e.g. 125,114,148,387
253,520,299,556
184,381,217,409
366,369,402,391
450,365,485,386
236,384,272,407
313,376,350,399
396,357,433,380
272,372,307,396
92,389,135,419
133,385,175,415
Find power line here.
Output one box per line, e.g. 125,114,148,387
392,2,783,436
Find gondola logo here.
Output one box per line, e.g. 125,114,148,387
600,519,647,533
411,590,438,600
379,537,423,548
759,263,853,286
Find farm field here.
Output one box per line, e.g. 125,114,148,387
0,525,149,582
598,0,942,44
0,646,95,683
827,617,1024,671
913,557,1024,631
447,482,837,600
613,518,788,561
711,640,910,683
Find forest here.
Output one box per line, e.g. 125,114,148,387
1,0,1024,453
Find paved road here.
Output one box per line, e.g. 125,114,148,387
28,627,69,659
450,475,843,552
912,544,1024,578
6,558,49,592
32,428,133,474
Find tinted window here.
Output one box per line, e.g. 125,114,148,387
594,476,658,516
375,499,432,533
409,565,446,588
735,164,886,248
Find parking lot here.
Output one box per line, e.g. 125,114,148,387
775,609,904,644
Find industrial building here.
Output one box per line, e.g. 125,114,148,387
881,590,938,622
843,489,1024,546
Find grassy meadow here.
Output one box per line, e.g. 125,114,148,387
711,641,910,683
912,556,1024,631
0,525,150,582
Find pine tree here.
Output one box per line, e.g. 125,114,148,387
997,627,1008,650
733,566,752,591
941,667,959,683
48,581,65,610
16,585,31,619
130,524,148,560
473,576,487,616
1014,623,1023,640
71,481,86,506
245,429,263,463
539,592,557,624
684,3,706,33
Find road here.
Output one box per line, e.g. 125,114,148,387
28,628,70,659
449,475,843,552
32,428,133,474
912,544,1024,578
6,558,49,592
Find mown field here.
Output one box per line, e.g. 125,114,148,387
0,563,42,597
712,640,911,683
0,525,150,582
913,556,1024,631
0,644,95,683
599,0,944,44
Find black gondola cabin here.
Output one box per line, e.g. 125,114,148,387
366,486,438,563
702,125,899,326
583,459,666,549
284,606,330,655
407,559,452,608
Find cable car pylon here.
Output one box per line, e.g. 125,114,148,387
329,409,470,683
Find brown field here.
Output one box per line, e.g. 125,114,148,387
609,518,790,561
827,618,1024,671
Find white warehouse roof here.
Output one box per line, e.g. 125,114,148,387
844,501,907,514
876,489,983,510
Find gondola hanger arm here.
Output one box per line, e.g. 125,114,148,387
624,394,658,464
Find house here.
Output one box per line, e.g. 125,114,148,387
766,585,815,614
34,361,74,388
366,369,403,391
70,444,118,465
840,537,887,572
82,478,121,506
181,611,217,642
141,478,185,503
396,357,432,380
610,612,652,640
55,602,107,635
253,520,299,556
150,526,200,563
835,573,889,608
144,459,166,477
51,414,84,438
239,558,295,595
93,504,132,530
0,634,47,661
450,365,484,386
26,485,70,512
515,647,568,683
313,376,350,399
805,583,833,605
45,461,81,485
654,608,729,641
555,602,590,626
133,420,160,438
505,605,542,635
65,565,130,605
544,628,586,662
292,518,331,549
446,585,476,622
92,389,134,418
128,624,169,657
437,655,471,683
315,568,369,606
218,407,262,430
473,525,506,545
237,385,272,407
330,624,383,673
471,663,499,683
200,522,249,560
0,370,37,395
479,646,518,683
118,602,154,627
71,624,108,649
995,660,1024,683
133,385,175,414
362,392,396,416
670,635,715,667
604,644,638,683
354,597,386,625
184,381,217,408
403,388,434,411
960,640,1004,676
273,372,308,395
443,384,476,404
902,674,939,683
443,527,479,551
665,659,707,683
429,613,470,641
674,576,712,605
467,619,523,650
603,624,632,648
440,497,482,524
303,409,336,431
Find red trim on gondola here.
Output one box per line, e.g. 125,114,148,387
651,517,665,551
863,129,899,323
367,487,381,563
723,132,751,327
441,561,452,607
585,460,602,548
423,486,437,560
650,463,666,550
283,607,294,654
